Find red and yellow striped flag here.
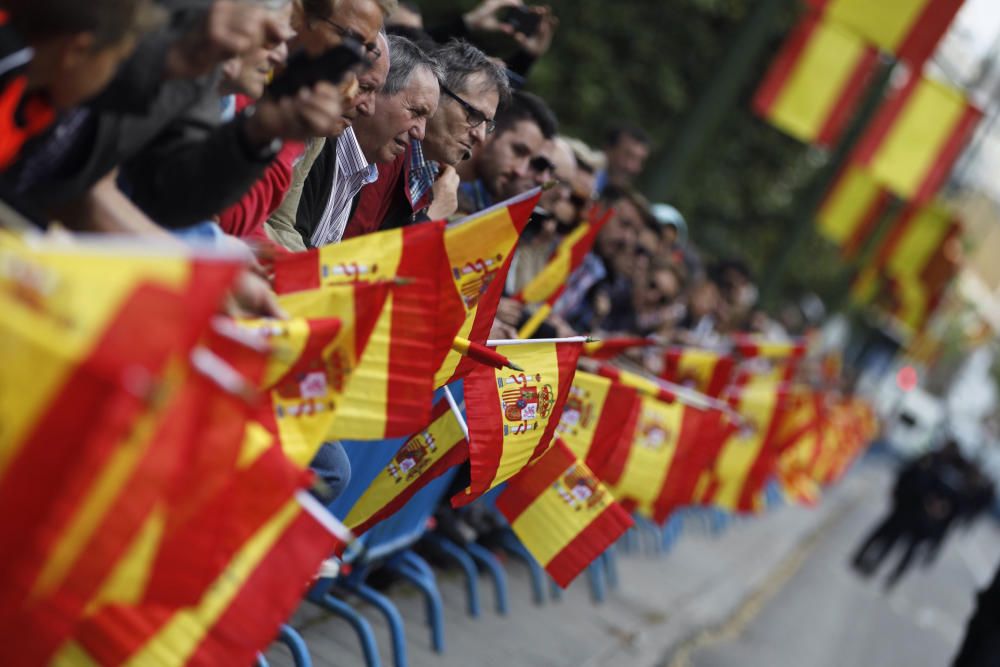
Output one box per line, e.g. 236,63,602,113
455,340,582,506
515,204,613,306
343,399,469,535
0,238,241,639
810,0,966,67
240,282,390,465
582,337,656,360
496,439,633,588
731,334,807,362
816,163,892,257
851,201,961,334
652,409,736,523
435,190,541,386
63,492,350,667
854,73,981,204
556,371,642,478
772,389,827,506
596,363,678,404
609,395,689,517
753,12,879,147
696,376,787,513
661,346,734,398
272,222,464,440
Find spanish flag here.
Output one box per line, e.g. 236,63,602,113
343,398,469,535
0,310,303,657
61,492,350,667
753,12,879,147
661,346,734,398
0,337,312,662
731,334,807,362
816,163,892,257
652,409,736,523
435,189,541,386
772,389,827,506
596,363,677,404
272,222,465,440
556,371,642,479
610,395,688,515
854,72,981,204
810,0,965,67
22,418,322,663
851,201,961,333
240,282,390,465
515,204,613,306
133,420,313,610
496,440,633,588
455,340,582,506
582,337,656,360
696,376,787,513
0,239,240,633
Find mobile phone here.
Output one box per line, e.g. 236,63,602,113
501,6,542,37
266,39,367,99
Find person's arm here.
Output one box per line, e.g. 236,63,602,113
125,82,343,228
215,141,300,238
122,93,274,228
52,171,178,239
90,1,293,115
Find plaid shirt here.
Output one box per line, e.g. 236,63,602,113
406,139,438,213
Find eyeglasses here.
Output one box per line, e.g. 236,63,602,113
321,19,381,60
440,85,496,134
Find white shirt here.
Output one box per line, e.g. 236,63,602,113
310,127,378,246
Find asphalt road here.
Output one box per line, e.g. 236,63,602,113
682,482,1000,667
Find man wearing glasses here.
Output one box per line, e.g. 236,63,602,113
456,89,557,215
343,38,510,238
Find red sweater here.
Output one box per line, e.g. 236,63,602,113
215,96,304,242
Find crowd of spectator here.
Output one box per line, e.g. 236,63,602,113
0,0,827,500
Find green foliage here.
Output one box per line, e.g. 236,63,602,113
416,0,851,307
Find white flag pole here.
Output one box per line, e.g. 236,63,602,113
486,336,591,347
443,386,470,440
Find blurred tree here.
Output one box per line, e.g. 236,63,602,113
416,0,850,307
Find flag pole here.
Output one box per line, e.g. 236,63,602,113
486,336,591,347
443,385,469,440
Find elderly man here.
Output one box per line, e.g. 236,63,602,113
343,38,509,238
456,89,558,214
263,29,391,249
353,36,442,166
286,31,439,247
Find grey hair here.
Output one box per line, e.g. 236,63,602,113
432,39,511,108
381,34,443,97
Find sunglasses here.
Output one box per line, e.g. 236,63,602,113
441,84,496,134
529,156,556,174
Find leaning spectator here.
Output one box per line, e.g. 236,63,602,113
0,0,158,176
265,29,391,250
353,36,442,172
10,1,343,233
344,38,509,237
456,89,557,214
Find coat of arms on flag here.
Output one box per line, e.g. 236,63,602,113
456,340,582,506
